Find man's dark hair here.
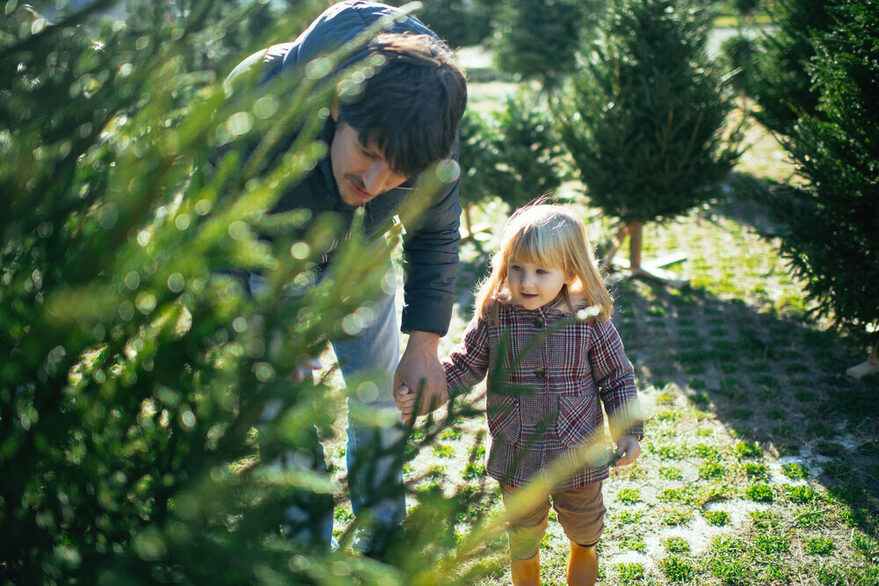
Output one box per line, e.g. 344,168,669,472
337,33,467,178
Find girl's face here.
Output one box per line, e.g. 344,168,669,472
506,256,569,310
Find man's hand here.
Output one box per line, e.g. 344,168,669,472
615,435,642,467
394,331,448,421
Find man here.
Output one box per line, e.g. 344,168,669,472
224,1,467,555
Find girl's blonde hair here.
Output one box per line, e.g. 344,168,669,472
475,204,614,323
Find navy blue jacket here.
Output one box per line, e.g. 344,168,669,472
226,1,462,336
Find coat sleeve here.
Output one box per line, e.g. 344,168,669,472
589,319,644,440
442,316,490,398
399,137,462,336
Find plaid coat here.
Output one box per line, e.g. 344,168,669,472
443,302,642,490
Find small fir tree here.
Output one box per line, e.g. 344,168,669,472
556,0,741,282
492,0,599,90
459,90,566,237
747,0,879,374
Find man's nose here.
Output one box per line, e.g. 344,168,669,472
363,161,392,195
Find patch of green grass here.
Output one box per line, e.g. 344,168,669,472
616,562,645,584
807,421,833,438
661,508,694,526
432,444,456,458
734,441,762,458
651,443,688,460
440,427,463,441
815,441,844,457
749,510,780,529
463,461,486,479
754,531,790,554
619,533,646,553
746,483,775,502
757,387,780,401
426,464,446,479
793,506,828,528
730,408,753,419
656,391,677,405
688,377,707,390
767,406,785,420
781,462,811,480
663,536,691,554
659,488,684,503
794,390,816,402
805,537,834,555
851,532,879,563
615,510,643,525
784,362,809,375
707,535,750,584
659,466,683,480
660,555,695,582
334,504,354,523
616,488,641,504
704,510,730,526
688,392,709,406
699,460,726,480
695,443,720,459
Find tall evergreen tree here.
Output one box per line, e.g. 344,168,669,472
747,0,879,372
0,0,495,582
750,0,839,138
556,0,741,281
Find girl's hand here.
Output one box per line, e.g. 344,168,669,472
615,435,641,467
394,383,417,424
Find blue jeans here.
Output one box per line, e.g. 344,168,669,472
249,267,405,549
332,279,406,549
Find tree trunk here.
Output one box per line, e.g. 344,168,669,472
628,221,643,273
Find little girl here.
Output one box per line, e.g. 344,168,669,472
396,204,643,585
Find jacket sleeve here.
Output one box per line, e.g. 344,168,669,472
590,319,644,440
399,172,461,336
442,316,490,398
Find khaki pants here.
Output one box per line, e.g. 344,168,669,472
500,482,606,561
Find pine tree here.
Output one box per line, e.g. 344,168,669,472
0,0,496,582
458,90,566,237
556,0,741,283
747,0,879,374
492,0,600,90
750,0,840,138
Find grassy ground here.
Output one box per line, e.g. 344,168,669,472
326,67,879,583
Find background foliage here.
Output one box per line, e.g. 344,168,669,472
0,0,482,583
555,0,741,225
744,0,879,344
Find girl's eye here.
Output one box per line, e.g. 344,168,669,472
510,265,521,272
536,269,547,275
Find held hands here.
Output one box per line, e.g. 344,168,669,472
614,435,642,467
393,331,448,424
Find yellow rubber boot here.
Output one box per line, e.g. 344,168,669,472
511,552,540,586
566,541,598,585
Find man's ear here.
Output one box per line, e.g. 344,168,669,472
331,101,340,122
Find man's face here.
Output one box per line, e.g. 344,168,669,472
330,109,408,206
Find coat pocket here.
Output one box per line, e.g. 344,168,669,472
556,394,601,447
486,393,521,445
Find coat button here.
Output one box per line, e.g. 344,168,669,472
533,366,546,378
533,318,543,328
